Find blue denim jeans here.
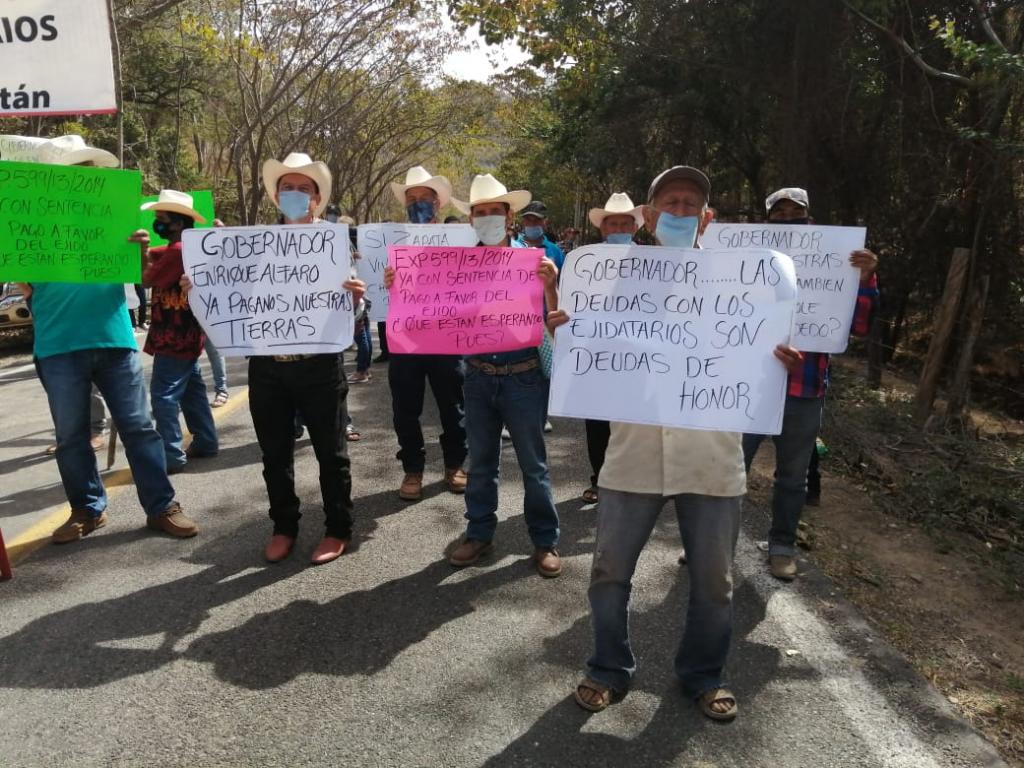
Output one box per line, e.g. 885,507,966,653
151,355,219,469
463,366,558,548
204,337,227,394
35,348,176,518
743,395,824,556
587,489,741,697
354,320,372,373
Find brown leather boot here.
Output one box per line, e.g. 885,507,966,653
534,547,562,578
399,473,424,501
445,468,468,494
52,509,107,544
146,502,199,538
449,538,493,567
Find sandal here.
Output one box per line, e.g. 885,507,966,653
698,688,738,721
581,486,599,504
573,677,616,712
211,391,229,408
346,424,361,442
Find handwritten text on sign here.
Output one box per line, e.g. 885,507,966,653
357,223,477,323
387,246,545,355
181,224,354,357
0,161,142,283
548,245,797,435
705,223,865,354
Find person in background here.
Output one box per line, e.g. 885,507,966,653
131,284,148,329
204,338,229,408
579,192,644,504
742,187,879,580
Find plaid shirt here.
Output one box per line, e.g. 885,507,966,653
788,273,879,399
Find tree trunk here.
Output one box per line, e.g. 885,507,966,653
914,246,970,424
945,272,990,422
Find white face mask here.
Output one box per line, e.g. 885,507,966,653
473,215,507,245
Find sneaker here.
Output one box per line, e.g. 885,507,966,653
534,547,562,578
145,502,199,538
52,509,107,544
445,468,468,494
399,472,424,501
449,538,493,567
769,554,797,581
347,370,372,383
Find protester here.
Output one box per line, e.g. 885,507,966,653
45,387,107,454
742,187,879,580
579,192,644,503
557,165,803,721
384,166,468,501
25,135,197,543
130,190,219,474
513,200,566,270
446,174,562,577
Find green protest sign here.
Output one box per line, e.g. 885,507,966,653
140,190,216,246
0,160,142,283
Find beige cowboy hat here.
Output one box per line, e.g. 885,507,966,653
261,152,333,217
451,174,531,215
0,134,50,163
588,192,644,229
38,134,119,168
390,166,452,208
140,189,207,224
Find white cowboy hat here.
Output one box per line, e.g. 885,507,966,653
390,166,452,208
38,135,119,168
140,189,207,224
261,152,333,217
451,174,531,215
0,134,50,163
588,192,644,229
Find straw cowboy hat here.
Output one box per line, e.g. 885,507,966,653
38,135,119,168
140,189,207,224
390,166,452,208
261,152,333,217
452,174,531,215
588,192,644,229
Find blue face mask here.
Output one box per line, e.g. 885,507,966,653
522,224,544,241
278,190,311,222
654,212,699,248
406,201,434,224
605,232,633,245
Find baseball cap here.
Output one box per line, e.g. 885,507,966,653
765,187,810,213
521,201,549,219
647,166,711,203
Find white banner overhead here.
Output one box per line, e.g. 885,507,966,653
0,0,117,117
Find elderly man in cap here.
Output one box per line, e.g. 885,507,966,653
552,166,802,721
579,192,644,504
743,187,879,580
21,135,198,543
385,166,468,500
514,200,566,271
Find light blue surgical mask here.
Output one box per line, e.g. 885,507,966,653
654,212,699,248
605,232,633,245
522,224,544,241
406,201,435,224
278,190,311,221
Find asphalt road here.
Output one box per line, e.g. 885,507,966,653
0,338,1008,767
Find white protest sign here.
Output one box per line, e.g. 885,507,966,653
704,224,865,353
548,245,797,435
0,0,117,117
182,224,354,357
357,223,477,322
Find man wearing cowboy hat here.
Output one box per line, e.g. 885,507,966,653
550,166,804,721
578,192,645,504
447,174,563,577
129,191,218,474
22,135,198,543
385,166,468,501
249,152,365,566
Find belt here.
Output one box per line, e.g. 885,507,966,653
467,357,539,376
272,354,314,362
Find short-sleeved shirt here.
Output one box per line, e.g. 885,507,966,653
143,242,205,360
31,283,136,360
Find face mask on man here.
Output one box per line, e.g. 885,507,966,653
654,212,700,248
777,217,810,225
278,190,311,222
473,215,507,246
406,201,434,224
522,224,544,240
605,232,633,245
326,214,339,223
153,219,174,238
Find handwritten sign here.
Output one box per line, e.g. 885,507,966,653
0,161,142,283
141,190,216,247
181,224,354,357
548,244,798,435
0,135,48,162
704,224,865,353
386,246,545,355
357,223,477,322
0,0,117,117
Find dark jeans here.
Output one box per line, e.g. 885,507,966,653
376,321,389,355
388,353,467,473
133,285,147,326
807,444,821,498
248,355,353,539
354,320,372,372
585,419,610,487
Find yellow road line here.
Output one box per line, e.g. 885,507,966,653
6,386,250,565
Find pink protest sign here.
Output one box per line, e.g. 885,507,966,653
387,245,546,355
